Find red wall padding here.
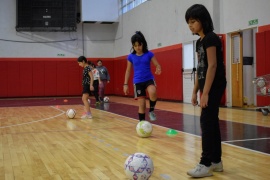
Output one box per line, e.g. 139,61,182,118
20,61,33,97
113,56,134,96
33,61,45,96
0,48,183,101
256,30,270,106
0,61,8,97
44,61,57,96
67,61,82,96
0,58,85,98
154,49,183,100
7,61,20,97
57,61,69,96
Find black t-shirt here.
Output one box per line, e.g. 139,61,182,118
196,32,226,92
82,65,92,86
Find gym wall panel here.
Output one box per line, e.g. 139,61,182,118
56,61,69,96
154,48,183,100
32,61,45,97
255,30,270,106
7,61,20,97
113,57,131,96
0,52,183,101
68,61,82,96
0,61,8,97
265,30,270,74
256,32,265,106
44,61,57,96
263,30,270,104
19,61,33,97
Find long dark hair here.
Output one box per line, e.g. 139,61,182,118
131,31,148,54
185,4,214,35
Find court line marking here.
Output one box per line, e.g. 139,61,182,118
106,101,270,129
1,104,170,178
224,142,270,156
92,104,270,157
224,137,270,143
0,106,64,129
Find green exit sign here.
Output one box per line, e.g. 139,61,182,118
249,19,258,26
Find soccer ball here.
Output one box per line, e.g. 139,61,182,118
104,96,109,103
136,121,153,138
124,152,154,180
66,109,76,119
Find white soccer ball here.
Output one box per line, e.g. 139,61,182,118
124,153,154,180
104,96,109,103
136,121,153,138
66,109,76,119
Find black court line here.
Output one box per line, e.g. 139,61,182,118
95,102,270,155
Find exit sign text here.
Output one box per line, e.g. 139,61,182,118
249,19,258,26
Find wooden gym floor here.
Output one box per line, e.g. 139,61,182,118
0,96,270,179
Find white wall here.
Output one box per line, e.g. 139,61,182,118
115,0,270,56
81,0,119,22
0,0,116,58
221,0,270,33
1,0,270,58
114,0,217,57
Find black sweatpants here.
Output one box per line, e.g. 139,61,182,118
199,81,226,166
91,80,99,102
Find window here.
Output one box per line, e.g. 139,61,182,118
120,0,147,14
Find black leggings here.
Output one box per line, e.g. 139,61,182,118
91,80,99,101
200,81,226,166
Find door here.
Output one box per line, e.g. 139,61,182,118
231,32,243,107
182,41,197,103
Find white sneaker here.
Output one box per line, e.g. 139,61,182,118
148,111,157,121
211,161,223,172
81,114,92,119
187,164,213,178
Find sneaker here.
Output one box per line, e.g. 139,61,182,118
187,164,213,178
211,161,223,172
148,111,157,121
81,114,92,119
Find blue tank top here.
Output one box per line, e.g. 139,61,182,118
127,51,154,84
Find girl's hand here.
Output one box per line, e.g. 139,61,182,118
123,85,129,95
200,93,208,108
155,66,161,75
90,85,94,91
191,93,198,106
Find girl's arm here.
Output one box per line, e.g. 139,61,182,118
201,46,217,107
192,53,199,106
123,61,132,95
88,71,94,89
151,56,161,75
